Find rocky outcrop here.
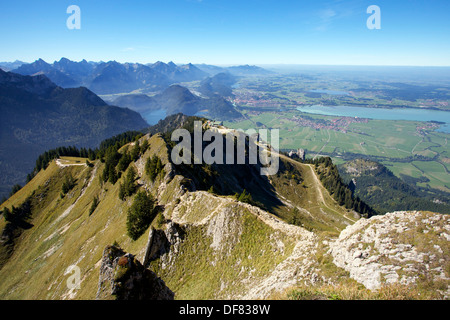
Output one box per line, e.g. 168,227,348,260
143,222,184,267
329,211,449,296
148,190,321,299
96,245,174,300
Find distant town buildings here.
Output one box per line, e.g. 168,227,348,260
284,114,369,133
232,90,283,108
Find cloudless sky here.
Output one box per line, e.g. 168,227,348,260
0,0,449,65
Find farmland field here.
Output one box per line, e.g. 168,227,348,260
225,109,450,192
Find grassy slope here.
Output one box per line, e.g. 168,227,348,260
268,154,358,235
0,135,166,299
0,133,355,299
152,201,298,299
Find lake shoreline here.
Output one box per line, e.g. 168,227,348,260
296,105,450,134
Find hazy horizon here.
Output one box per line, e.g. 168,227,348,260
1,1,449,66
3,58,450,68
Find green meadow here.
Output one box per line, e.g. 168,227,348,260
225,109,450,192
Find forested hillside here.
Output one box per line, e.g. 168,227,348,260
338,159,450,214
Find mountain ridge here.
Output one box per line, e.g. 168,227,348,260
0,116,448,300
0,69,148,200
0,121,447,300
11,59,209,95
9,58,274,95
112,85,242,121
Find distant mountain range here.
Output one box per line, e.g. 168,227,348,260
0,60,26,72
0,58,272,198
194,64,274,76
88,61,172,95
0,69,148,199
112,84,241,121
110,72,242,121
0,58,273,95
198,72,237,98
13,58,80,88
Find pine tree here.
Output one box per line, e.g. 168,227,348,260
117,151,132,172
131,141,140,161
89,196,99,215
2,207,12,222
108,165,118,184
237,189,253,204
126,191,156,240
61,173,76,195
141,139,149,154
145,155,164,182
119,167,137,200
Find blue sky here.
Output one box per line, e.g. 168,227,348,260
0,0,449,65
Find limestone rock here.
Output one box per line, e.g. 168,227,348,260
96,245,174,300
329,211,450,295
